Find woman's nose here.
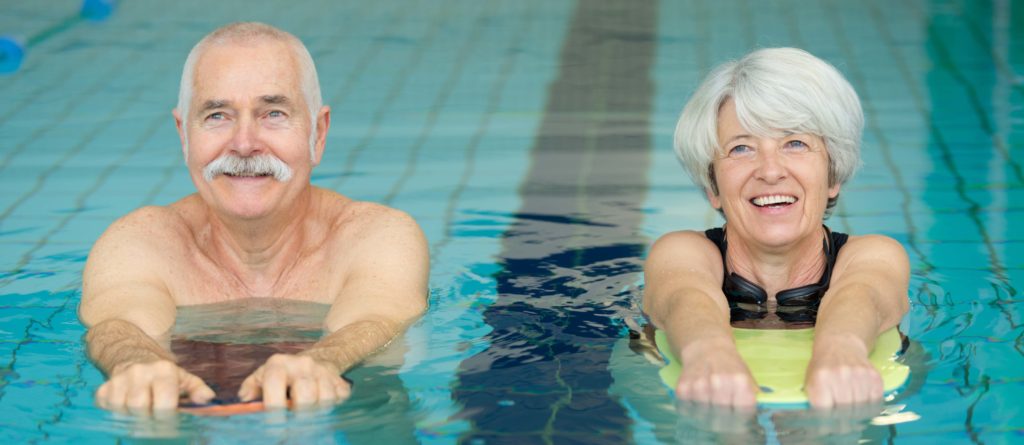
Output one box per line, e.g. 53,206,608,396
754,146,787,183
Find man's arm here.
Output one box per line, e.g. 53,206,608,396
79,207,214,410
238,207,429,407
805,235,910,408
643,231,758,408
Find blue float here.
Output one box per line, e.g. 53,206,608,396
0,36,26,74
0,0,116,74
80,0,116,21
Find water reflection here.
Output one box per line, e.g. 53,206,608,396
609,333,932,443
95,298,422,444
676,402,873,444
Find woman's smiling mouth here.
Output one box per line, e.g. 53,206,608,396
751,194,798,208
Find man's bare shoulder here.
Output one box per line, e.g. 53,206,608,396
81,205,189,329
316,189,423,240
90,205,191,254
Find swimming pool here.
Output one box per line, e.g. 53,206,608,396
0,0,1020,443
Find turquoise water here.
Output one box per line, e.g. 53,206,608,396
0,0,1021,443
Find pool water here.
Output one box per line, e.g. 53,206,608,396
1,0,1021,443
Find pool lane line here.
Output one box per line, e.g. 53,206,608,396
0,22,194,232
955,2,1024,97
381,0,495,205
810,0,940,288
452,0,657,442
921,12,1024,185
320,0,412,110
427,2,539,262
327,0,458,192
862,0,1012,290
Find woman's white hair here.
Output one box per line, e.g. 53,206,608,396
673,47,863,200
176,22,322,160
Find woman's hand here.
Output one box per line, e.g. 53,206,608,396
677,341,758,408
804,336,883,408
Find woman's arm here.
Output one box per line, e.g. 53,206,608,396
643,231,757,408
806,235,910,408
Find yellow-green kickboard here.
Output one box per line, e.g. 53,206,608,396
655,327,910,406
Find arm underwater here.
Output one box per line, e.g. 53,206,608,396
655,327,910,408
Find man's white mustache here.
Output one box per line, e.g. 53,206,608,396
202,154,293,183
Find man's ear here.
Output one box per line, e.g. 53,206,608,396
311,106,331,165
173,108,187,161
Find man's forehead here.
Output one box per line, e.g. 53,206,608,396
190,41,304,106
198,95,294,112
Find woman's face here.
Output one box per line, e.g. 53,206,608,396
709,99,839,248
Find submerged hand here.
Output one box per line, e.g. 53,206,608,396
96,359,214,411
805,337,883,408
238,353,351,408
676,345,758,408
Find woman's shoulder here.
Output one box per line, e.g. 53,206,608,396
651,229,718,249
839,233,907,254
647,229,724,267
834,233,909,271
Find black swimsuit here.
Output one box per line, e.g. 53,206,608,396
705,226,849,326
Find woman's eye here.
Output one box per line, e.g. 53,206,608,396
784,140,809,150
728,145,753,157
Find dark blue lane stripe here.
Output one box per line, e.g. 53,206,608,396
453,0,656,442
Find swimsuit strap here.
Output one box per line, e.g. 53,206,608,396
705,225,846,276
704,227,728,269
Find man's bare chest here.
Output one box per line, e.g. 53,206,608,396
168,252,339,306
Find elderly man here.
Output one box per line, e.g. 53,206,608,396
79,22,429,411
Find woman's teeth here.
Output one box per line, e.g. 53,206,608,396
751,195,797,207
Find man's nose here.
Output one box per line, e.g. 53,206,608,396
229,116,262,156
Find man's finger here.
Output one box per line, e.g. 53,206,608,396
238,371,260,402
336,379,352,400
316,375,338,403
178,369,214,404
262,367,288,408
291,377,316,406
107,378,129,409
95,382,111,407
126,384,152,410
152,378,178,410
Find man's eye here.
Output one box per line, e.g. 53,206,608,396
267,110,286,119
205,112,225,121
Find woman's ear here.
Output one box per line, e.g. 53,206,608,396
828,182,841,199
706,187,722,209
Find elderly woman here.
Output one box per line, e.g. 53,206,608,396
643,48,909,408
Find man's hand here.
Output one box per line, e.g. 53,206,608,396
238,353,351,408
805,336,883,408
676,341,758,408
95,359,214,411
